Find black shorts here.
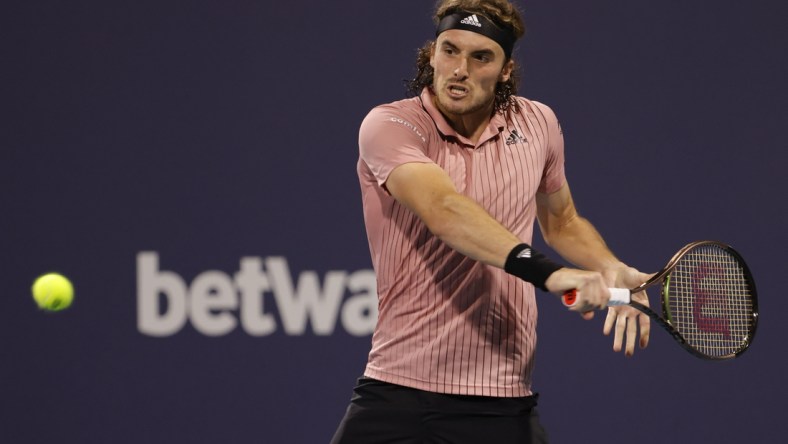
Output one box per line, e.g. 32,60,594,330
330,377,549,444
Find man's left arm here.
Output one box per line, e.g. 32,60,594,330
536,182,651,356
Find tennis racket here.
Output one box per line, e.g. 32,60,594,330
562,240,758,360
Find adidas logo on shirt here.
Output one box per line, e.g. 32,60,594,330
460,14,482,27
505,129,527,145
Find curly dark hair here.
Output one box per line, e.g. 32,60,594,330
406,0,526,114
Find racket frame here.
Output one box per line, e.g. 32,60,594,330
628,240,759,360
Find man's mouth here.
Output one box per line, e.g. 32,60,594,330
447,84,469,98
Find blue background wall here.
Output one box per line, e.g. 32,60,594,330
3,1,787,442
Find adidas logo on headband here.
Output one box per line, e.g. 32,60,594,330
460,14,482,27
436,11,517,58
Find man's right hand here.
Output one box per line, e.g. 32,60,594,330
544,268,610,320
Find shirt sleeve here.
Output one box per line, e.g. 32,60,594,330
533,101,566,194
358,105,432,188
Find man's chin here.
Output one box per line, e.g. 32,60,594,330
436,97,471,116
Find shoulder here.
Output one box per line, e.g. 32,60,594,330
370,95,425,114
364,96,431,125
361,96,433,143
510,96,559,124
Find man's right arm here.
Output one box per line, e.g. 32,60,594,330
385,161,610,311
385,161,521,268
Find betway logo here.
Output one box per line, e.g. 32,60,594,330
137,252,378,337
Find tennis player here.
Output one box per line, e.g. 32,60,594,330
331,1,651,442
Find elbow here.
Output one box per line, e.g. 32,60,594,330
420,193,465,241
540,213,581,249
541,227,562,250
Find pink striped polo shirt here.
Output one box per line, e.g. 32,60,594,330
357,87,566,397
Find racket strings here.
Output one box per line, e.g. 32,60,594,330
666,244,755,357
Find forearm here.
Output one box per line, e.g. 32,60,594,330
543,213,622,273
385,162,525,268
422,193,522,268
426,193,564,291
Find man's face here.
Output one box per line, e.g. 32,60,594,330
430,29,513,121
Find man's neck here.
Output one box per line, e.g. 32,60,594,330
433,98,495,144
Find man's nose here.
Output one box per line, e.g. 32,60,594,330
453,58,469,79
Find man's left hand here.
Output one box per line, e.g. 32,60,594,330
602,266,652,356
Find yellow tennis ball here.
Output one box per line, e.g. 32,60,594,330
32,273,74,311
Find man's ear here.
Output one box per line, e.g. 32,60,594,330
499,59,515,83
429,41,436,69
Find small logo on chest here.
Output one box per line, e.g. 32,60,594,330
505,129,527,146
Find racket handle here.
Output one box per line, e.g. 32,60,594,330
562,288,631,307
